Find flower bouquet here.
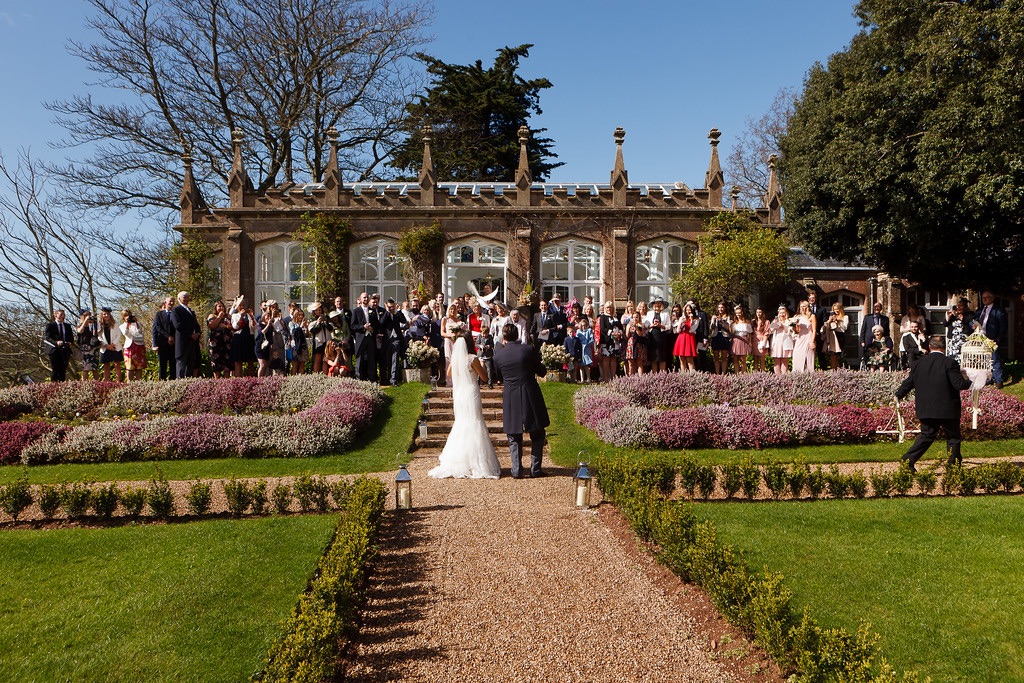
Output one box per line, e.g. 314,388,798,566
405,340,439,368
540,343,571,371
785,318,799,340
448,321,467,337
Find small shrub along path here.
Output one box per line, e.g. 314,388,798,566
344,447,779,683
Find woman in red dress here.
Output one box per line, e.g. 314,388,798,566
672,303,698,373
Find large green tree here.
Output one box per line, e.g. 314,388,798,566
779,0,1024,291
672,213,790,307
388,44,562,181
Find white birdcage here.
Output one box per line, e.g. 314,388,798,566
960,331,996,429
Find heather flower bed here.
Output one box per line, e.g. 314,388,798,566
0,376,385,465
576,372,1024,449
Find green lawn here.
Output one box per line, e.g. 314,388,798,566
696,496,1024,683
0,382,428,485
0,514,338,682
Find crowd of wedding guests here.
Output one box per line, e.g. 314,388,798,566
43,287,1009,388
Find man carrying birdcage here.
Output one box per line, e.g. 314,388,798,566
894,335,973,472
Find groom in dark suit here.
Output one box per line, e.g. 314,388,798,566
894,335,973,471
493,323,550,478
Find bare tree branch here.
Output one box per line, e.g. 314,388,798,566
47,0,431,212
725,87,795,209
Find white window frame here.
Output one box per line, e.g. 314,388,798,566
540,238,602,302
349,238,404,304
254,240,314,307
635,237,695,304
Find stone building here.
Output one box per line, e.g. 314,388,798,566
176,126,1016,361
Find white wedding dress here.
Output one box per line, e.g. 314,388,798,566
428,336,501,479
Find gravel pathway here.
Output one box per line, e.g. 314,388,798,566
345,452,736,683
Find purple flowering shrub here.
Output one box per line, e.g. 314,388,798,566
601,370,903,410
966,390,1024,439
11,376,384,465
577,374,1024,450
177,376,284,414
0,421,56,464
0,386,33,421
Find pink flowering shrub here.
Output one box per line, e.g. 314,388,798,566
0,421,56,464
0,386,33,421
9,376,384,465
178,376,284,414
577,374,1024,450
603,370,903,410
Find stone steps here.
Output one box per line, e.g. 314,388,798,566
416,385,521,450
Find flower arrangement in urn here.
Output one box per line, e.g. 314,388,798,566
540,343,571,371
405,340,439,368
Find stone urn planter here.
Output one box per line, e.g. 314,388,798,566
404,367,432,384
543,370,567,383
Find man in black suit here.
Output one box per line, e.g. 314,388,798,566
170,291,201,379
547,294,569,346
152,296,175,380
530,298,557,349
350,291,380,382
493,323,550,478
895,335,973,471
976,290,1008,388
860,302,890,357
379,297,407,386
44,309,76,382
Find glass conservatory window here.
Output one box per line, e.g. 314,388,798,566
349,239,404,304
255,241,314,307
635,238,694,304
540,239,601,302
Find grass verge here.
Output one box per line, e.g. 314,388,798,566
0,514,338,682
0,383,428,485
697,496,1024,683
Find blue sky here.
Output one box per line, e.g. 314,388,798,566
0,0,861,192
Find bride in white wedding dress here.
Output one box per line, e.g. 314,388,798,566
428,332,501,479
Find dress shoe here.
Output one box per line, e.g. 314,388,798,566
530,470,547,478
996,382,1004,389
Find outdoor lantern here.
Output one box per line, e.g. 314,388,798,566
395,463,412,510
418,418,428,440
574,461,593,509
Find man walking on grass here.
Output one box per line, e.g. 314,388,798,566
894,335,973,472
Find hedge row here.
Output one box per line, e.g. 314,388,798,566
592,454,922,683
0,472,366,524
671,456,1023,500
252,476,387,683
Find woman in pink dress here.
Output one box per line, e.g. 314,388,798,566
791,300,817,373
751,307,771,372
672,303,699,372
730,304,752,374
769,304,795,375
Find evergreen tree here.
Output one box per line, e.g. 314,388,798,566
780,0,1024,291
388,44,562,181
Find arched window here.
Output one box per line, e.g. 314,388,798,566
349,238,404,304
540,239,602,302
444,238,507,300
635,238,694,304
255,241,314,307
